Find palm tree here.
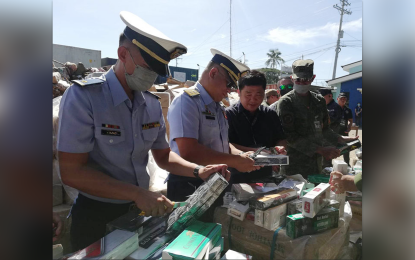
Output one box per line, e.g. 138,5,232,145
265,49,284,69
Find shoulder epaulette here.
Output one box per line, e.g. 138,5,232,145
145,91,161,99
72,78,105,87
184,89,200,97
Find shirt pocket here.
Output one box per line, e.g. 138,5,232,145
142,127,159,149
94,127,125,145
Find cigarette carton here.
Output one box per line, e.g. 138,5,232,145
106,209,164,236
263,203,287,231
337,140,361,155
249,189,296,210
286,207,339,239
69,230,138,260
126,233,172,260
227,201,250,221
163,221,222,260
253,154,289,166
208,237,224,260
287,199,303,215
254,209,264,227
307,174,330,184
302,183,330,218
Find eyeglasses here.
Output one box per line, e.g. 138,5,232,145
218,70,237,90
279,84,293,90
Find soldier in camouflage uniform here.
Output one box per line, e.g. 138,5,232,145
276,59,359,178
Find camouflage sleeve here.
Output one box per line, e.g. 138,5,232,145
276,98,319,157
322,100,341,145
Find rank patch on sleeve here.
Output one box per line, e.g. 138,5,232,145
142,122,161,130
101,130,121,136
283,114,294,124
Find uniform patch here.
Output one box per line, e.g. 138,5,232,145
72,78,104,87
101,130,121,136
184,89,200,97
205,116,215,120
142,122,161,130
102,124,120,129
202,105,215,116
283,114,294,124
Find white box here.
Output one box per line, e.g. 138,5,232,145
255,204,287,231
333,160,348,174
254,209,264,227
227,201,250,221
221,250,252,259
302,183,330,218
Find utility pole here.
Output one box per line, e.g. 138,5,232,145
242,52,245,64
229,0,232,57
332,0,352,79
175,57,182,67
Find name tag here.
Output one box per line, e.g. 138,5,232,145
340,119,346,126
142,122,160,130
101,130,121,136
205,116,216,120
314,121,321,129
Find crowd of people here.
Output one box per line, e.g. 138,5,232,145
53,11,361,249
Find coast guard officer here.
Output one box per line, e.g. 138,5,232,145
57,12,229,251
167,49,261,202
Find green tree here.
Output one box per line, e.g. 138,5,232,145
265,49,284,69
258,68,280,84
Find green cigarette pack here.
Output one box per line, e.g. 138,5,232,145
286,207,339,239
307,174,330,184
162,220,222,260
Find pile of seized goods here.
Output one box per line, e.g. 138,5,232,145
59,173,252,260
214,171,356,260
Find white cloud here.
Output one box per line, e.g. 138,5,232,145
220,34,226,39
264,18,362,45
189,28,196,33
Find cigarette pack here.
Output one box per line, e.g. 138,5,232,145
286,207,339,239
249,188,297,210
253,154,289,166
302,183,331,218
254,203,287,231
287,199,303,215
307,174,330,184
337,140,361,155
208,237,224,260
333,160,348,174
221,250,252,260
227,201,250,221
162,221,222,260
245,210,255,222
126,233,172,260
69,229,138,260
222,192,234,208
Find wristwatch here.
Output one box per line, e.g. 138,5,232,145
193,165,203,180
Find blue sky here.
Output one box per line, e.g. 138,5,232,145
53,0,362,85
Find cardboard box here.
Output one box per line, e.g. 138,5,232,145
163,221,222,260
302,183,330,218
263,203,287,231
286,207,339,239
69,230,138,259
253,154,289,166
249,189,296,210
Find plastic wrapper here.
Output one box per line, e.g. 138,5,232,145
146,151,168,195
52,72,61,84
214,202,352,260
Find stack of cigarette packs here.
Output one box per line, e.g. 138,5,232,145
253,154,289,166
167,173,228,235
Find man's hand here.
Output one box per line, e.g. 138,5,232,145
235,152,262,172
133,189,174,217
329,171,358,194
317,146,341,160
338,135,359,143
52,212,63,242
199,164,230,181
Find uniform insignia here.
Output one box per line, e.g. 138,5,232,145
142,122,161,130
102,124,120,129
145,91,161,99
202,105,215,116
101,130,121,136
205,116,215,120
184,89,200,97
283,114,294,125
72,78,105,87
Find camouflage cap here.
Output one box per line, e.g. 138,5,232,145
292,59,314,79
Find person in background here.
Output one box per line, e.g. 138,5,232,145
226,70,287,183
320,89,342,133
276,59,358,179
337,92,354,166
355,102,362,126
262,89,280,107
269,76,293,111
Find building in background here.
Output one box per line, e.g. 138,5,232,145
101,57,117,67
155,66,199,84
326,60,362,125
53,44,101,68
